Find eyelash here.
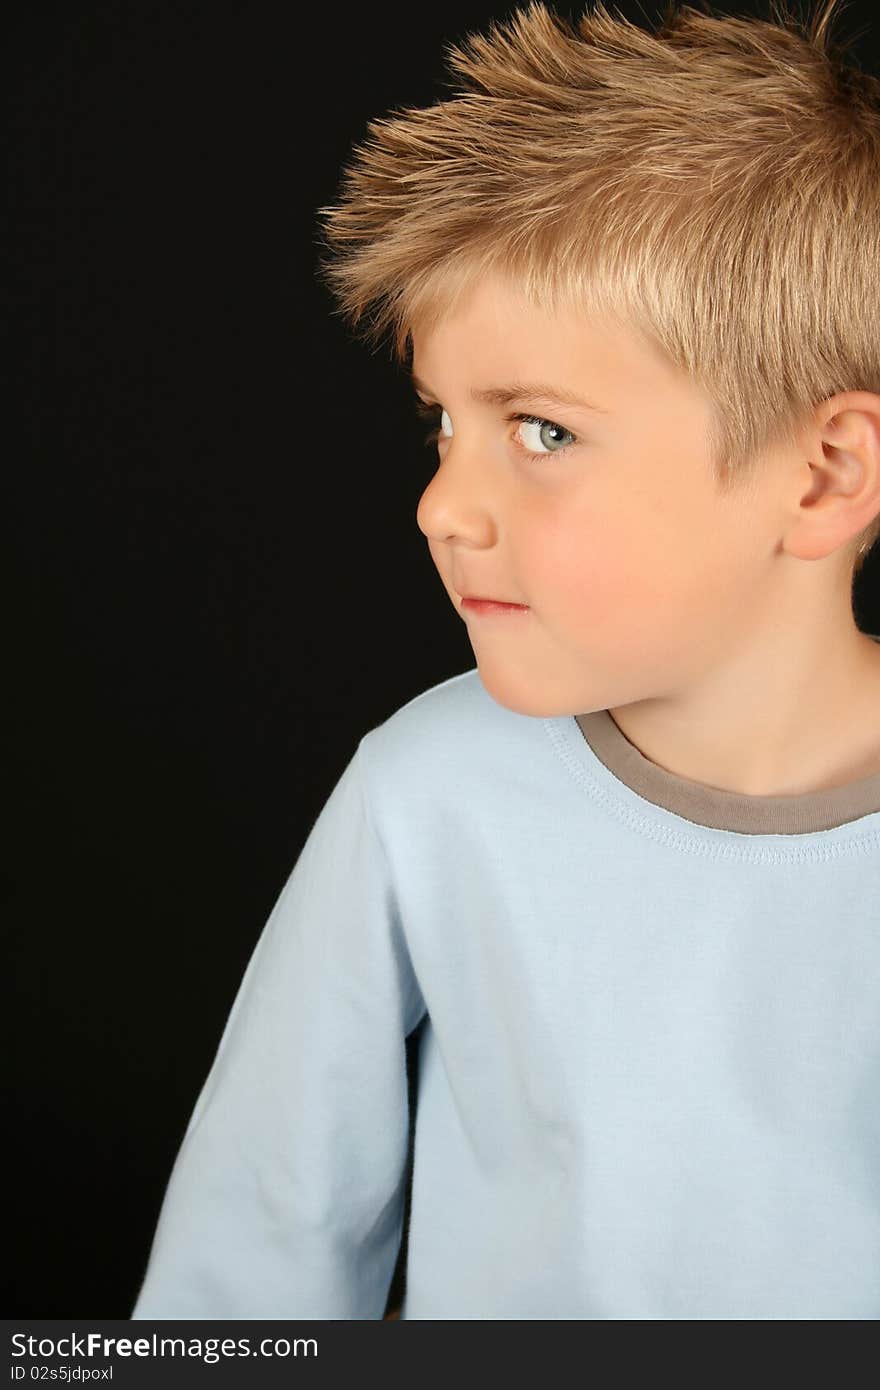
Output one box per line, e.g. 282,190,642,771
413,400,578,464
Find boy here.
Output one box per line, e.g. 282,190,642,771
131,0,880,1319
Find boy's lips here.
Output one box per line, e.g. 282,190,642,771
459,594,530,613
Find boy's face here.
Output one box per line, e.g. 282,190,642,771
412,268,778,719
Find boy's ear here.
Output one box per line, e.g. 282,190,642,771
789,391,880,561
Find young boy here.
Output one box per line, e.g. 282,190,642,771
131,0,880,1319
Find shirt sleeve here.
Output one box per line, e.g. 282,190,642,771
130,738,426,1319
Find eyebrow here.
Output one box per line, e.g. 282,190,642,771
409,373,610,414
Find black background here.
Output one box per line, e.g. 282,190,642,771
6,1,880,1318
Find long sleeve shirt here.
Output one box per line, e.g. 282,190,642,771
131,652,880,1319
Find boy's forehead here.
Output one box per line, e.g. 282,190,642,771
411,317,677,416
411,271,590,345
416,268,727,425
413,298,598,400
409,272,672,398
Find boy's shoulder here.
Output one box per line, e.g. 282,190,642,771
380,665,486,724
361,666,488,759
356,666,541,792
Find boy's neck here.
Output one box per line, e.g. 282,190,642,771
599,628,880,800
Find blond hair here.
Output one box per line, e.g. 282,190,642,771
315,0,880,573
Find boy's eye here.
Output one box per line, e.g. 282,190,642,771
413,398,577,459
517,416,573,454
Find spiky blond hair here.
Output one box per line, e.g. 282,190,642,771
315,0,880,572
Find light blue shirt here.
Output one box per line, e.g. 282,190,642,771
132,662,880,1319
